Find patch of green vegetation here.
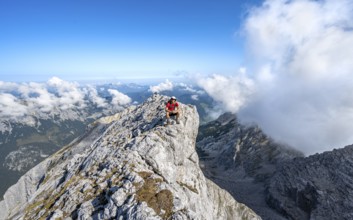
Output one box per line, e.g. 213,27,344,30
44,176,77,210
104,167,120,181
24,176,78,219
24,199,46,219
130,163,136,169
136,172,173,219
40,174,51,186
138,171,153,179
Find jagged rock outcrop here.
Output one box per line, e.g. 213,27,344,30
197,113,303,220
0,95,260,220
197,113,353,220
266,145,353,220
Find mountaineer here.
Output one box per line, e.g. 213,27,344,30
165,96,180,125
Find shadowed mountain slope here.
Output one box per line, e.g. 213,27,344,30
197,113,353,220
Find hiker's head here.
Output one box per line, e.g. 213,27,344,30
171,96,177,102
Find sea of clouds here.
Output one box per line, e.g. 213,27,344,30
0,77,131,125
196,0,353,155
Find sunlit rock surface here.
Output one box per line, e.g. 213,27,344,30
0,94,260,220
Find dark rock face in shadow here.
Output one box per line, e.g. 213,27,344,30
197,113,302,220
197,113,353,220
267,145,353,220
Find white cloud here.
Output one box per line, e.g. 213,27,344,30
20,82,56,113
236,0,353,155
0,77,132,126
149,79,174,93
0,81,19,91
85,86,108,108
47,77,86,110
0,93,28,117
196,72,255,113
108,89,132,106
191,95,199,101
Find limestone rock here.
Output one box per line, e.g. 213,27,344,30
266,145,353,220
197,113,303,220
0,95,260,220
197,112,353,220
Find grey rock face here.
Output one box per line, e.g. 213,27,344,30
197,112,353,220
0,95,260,220
266,145,353,220
197,113,303,220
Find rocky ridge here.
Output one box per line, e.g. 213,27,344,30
197,112,353,220
0,95,260,220
266,145,353,220
197,113,303,220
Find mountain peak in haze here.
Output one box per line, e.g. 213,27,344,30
0,94,260,220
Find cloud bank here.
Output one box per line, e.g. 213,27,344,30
0,77,131,129
108,89,132,106
196,72,255,113
198,0,353,155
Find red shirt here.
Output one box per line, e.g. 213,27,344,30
166,102,178,111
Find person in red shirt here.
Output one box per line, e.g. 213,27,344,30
165,96,180,124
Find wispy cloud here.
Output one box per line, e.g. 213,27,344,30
178,83,205,94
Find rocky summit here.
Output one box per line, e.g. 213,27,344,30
266,145,353,220
0,94,260,220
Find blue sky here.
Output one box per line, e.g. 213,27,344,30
0,0,262,82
